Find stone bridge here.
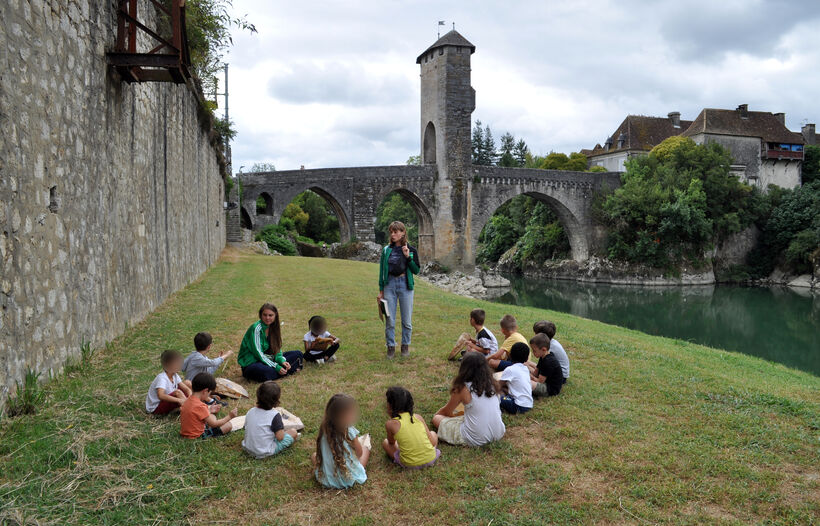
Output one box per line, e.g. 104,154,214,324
238,30,620,268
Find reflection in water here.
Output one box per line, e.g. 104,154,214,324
493,276,820,376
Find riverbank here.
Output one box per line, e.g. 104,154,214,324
1,250,817,525
497,253,820,291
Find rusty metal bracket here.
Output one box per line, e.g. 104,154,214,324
107,0,191,84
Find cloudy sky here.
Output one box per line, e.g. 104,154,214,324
224,0,820,173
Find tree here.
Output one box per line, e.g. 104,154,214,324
803,145,820,185
600,137,763,268
292,191,340,243
482,124,498,166
282,202,308,233
406,155,421,166
249,162,276,172
513,139,529,167
471,120,486,165
499,133,515,156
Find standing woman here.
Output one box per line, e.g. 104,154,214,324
377,221,420,358
238,303,303,382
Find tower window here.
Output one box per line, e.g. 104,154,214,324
48,186,59,213
439,48,443,55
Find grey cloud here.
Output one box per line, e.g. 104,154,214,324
267,62,413,107
655,0,820,61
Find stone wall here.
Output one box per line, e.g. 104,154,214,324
0,0,226,406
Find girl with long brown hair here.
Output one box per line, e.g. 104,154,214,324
312,393,370,489
237,303,303,382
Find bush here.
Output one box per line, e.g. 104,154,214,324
256,224,296,256
5,369,45,417
600,137,762,269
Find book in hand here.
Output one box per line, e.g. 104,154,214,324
378,298,391,322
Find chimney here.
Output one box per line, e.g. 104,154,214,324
668,111,681,128
803,123,817,145
617,133,627,149
737,104,749,119
773,112,785,126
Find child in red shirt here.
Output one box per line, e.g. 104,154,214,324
180,373,237,439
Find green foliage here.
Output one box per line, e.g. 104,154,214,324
5,369,45,417
527,152,590,171
749,180,820,275
249,162,276,172
212,116,236,142
286,191,340,243
184,0,256,99
477,214,519,262
477,196,569,265
406,155,421,166
588,165,607,173
471,120,498,166
282,202,309,233
601,137,764,268
374,193,419,245
256,224,296,255
803,145,820,185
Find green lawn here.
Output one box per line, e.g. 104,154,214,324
1,248,818,525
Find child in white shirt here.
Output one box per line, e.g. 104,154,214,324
145,350,192,415
303,316,341,365
498,343,534,414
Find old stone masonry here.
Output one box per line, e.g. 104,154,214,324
238,31,621,268
0,1,226,407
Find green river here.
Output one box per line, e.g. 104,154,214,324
494,276,820,376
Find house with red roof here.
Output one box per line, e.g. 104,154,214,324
586,105,806,189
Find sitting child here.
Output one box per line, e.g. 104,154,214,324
529,333,564,397
381,386,440,469
182,332,233,381
242,381,298,458
145,350,192,415
487,314,528,371
313,393,370,489
432,352,505,447
533,320,569,384
303,316,341,364
180,373,237,439
448,308,499,361
498,343,534,414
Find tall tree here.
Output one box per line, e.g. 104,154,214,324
482,124,498,166
472,120,487,165
513,139,529,167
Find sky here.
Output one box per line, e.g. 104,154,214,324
223,0,820,173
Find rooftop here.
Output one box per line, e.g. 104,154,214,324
683,107,804,144
589,114,692,157
416,30,475,63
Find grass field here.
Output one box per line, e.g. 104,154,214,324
1,248,818,525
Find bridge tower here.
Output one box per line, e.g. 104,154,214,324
417,30,476,267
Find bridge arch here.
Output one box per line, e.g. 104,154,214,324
257,192,273,215
374,187,435,262
472,191,588,262
302,186,353,244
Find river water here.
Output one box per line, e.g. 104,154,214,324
492,276,820,376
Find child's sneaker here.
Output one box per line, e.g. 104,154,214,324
326,355,336,363
317,358,325,365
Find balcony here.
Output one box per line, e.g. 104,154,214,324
764,149,804,161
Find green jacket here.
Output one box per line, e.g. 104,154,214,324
237,320,288,371
379,244,420,291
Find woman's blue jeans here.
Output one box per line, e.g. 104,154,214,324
384,275,414,347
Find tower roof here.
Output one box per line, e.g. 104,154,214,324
416,30,475,63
